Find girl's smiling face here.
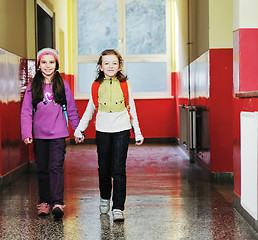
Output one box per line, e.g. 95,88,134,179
39,54,56,80
100,54,121,79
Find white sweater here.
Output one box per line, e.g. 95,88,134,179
74,83,143,142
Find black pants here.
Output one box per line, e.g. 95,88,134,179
96,130,130,211
33,138,66,208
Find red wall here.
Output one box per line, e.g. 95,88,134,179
239,29,258,92
0,57,33,177
1,102,27,175
209,49,233,172
75,99,177,139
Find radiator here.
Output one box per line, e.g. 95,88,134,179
179,105,196,151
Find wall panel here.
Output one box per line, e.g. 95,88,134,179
0,49,31,179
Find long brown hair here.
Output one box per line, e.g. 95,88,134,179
31,61,65,107
95,49,127,83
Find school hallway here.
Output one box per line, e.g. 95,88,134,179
0,143,257,240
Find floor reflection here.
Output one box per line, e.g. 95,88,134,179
0,143,258,240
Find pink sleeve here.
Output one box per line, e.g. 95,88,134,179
20,83,33,140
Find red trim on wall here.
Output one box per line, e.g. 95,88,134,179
134,98,177,138
210,49,233,172
172,72,179,138
1,101,28,176
75,98,178,139
233,97,241,197
239,29,258,92
60,73,75,94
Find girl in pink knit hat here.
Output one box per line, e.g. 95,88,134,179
21,48,80,218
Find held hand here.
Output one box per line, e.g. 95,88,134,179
24,138,33,144
135,138,144,146
78,136,85,143
75,136,85,144
75,137,80,144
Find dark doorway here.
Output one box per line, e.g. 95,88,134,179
37,4,53,51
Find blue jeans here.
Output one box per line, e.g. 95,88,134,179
96,130,130,211
33,138,66,208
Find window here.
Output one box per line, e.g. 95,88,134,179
74,0,171,99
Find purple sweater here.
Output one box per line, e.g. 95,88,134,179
21,80,80,140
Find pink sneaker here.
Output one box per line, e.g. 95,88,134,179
52,204,65,218
37,202,50,216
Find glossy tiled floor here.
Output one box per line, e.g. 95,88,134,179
1,143,258,240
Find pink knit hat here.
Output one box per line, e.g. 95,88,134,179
37,48,59,65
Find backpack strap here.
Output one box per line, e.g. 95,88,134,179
32,98,43,114
33,102,38,113
61,88,68,127
119,81,133,120
91,81,100,109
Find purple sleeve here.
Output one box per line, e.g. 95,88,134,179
64,80,80,130
20,83,33,140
